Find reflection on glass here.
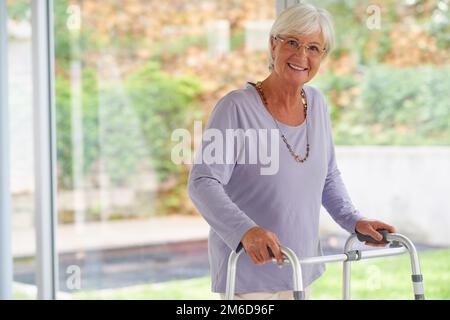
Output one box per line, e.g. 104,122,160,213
7,0,36,299
5,0,449,300
53,0,275,299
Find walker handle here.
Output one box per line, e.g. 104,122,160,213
239,243,283,259
356,228,390,244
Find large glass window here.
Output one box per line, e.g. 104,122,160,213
7,0,448,300
311,0,449,145
52,0,275,299
310,0,450,299
309,0,450,243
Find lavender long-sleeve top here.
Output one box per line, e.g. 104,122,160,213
188,82,365,293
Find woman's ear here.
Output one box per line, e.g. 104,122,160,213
270,36,277,62
270,36,277,54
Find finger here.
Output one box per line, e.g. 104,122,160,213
366,225,383,241
248,251,263,265
272,233,281,245
247,251,258,264
365,241,386,247
374,221,396,233
267,241,283,265
246,245,263,264
260,246,272,263
255,249,267,264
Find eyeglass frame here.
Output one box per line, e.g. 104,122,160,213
273,34,327,58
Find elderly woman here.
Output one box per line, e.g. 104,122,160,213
188,3,395,300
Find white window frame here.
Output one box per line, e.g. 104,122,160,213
32,0,58,300
0,0,13,300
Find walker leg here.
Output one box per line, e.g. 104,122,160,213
343,261,351,300
386,233,425,300
412,274,425,300
293,290,305,300
342,235,358,300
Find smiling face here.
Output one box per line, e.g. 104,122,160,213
270,32,325,87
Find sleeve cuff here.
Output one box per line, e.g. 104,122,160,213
227,220,258,252
348,211,367,234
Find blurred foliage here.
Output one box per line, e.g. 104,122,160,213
55,69,99,189
6,0,29,20
55,62,202,190
6,0,450,219
406,0,450,48
151,34,208,60
230,31,245,50
325,65,450,145
125,61,203,182
311,0,450,145
53,0,99,71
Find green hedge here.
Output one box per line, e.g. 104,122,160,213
313,65,450,145
55,61,202,189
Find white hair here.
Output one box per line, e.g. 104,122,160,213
268,3,335,71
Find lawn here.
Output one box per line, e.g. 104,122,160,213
73,248,450,300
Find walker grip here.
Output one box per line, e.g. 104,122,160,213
356,228,390,244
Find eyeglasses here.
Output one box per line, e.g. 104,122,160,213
274,35,326,58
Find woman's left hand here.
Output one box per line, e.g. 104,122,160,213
355,219,396,247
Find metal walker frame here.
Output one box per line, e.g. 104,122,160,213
225,231,425,300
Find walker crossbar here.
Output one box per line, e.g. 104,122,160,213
225,231,425,300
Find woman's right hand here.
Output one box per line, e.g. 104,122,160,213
241,227,284,265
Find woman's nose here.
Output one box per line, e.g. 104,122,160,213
295,45,308,58
295,46,309,61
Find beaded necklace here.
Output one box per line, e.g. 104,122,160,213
254,81,310,163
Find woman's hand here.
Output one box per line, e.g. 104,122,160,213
241,227,284,265
355,219,396,247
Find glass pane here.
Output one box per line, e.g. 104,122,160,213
7,0,37,299
311,0,450,145
53,0,275,299
309,0,450,299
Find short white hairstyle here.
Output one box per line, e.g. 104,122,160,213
268,3,335,71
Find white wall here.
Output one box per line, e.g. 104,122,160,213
9,39,34,194
320,146,450,246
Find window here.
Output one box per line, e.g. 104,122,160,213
52,0,275,299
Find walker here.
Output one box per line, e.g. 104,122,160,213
225,229,425,300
